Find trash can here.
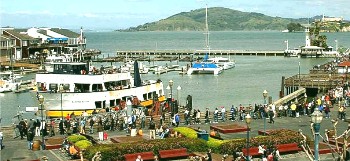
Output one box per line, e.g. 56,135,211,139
32,140,41,151
197,132,209,141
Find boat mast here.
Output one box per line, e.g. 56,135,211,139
204,4,210,56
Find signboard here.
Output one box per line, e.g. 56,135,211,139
26,107,38,112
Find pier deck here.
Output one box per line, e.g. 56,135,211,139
116,49,284,56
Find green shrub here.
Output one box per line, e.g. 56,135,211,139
67,134,87,143
75,140,92,150
173,127,197,138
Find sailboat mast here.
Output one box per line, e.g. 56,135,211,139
205,4,210,55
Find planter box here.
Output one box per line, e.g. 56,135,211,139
309,142,340,154
328,137,350,148
210,124,248,134
45,136,64,150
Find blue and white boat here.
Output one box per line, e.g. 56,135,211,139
187,54,223,75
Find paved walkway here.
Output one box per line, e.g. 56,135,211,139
0,108,348,161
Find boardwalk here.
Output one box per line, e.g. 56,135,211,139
116,49,285,56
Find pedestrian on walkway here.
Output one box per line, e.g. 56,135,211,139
205,108,210,124
0,132,3,150
213,108,218,123
149,120,156,139
221,106,226,122
27,129,34,150
230,105,235,121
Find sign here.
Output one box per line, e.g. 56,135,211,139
26,107,38,112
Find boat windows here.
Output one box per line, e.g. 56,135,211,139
74,83,89,93
143,94,147,101
110,100,116,107
37,82,47,91
92,84,103,92
49,83,58,92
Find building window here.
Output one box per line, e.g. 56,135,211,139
22,40,28,46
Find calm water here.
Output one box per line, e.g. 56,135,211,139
1,31,348,126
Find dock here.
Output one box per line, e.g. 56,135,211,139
116,49,285,56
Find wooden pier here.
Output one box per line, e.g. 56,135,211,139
116,49,285,56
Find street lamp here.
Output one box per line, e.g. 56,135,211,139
311,108,323,161
177,85,181,107
245,113,252,161
59,85,64,121
262,90,268,135
299,62,301,80
38,95,45,150
169,80,174,115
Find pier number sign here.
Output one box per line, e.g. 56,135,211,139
26,107,39,112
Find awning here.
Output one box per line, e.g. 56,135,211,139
47,38,68,41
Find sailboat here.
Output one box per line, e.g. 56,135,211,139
187,5,224,75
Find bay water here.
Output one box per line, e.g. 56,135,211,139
1,31,349,126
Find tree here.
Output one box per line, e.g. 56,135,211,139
287,23,303,32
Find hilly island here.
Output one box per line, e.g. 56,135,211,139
118,7,349,32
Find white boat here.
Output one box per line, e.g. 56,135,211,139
187,5,224,75
34,61,165,117
0,72,21,93
207,57,235,70
186,61,223,75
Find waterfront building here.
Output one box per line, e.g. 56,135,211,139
0,27,97,61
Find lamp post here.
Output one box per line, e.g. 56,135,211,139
177,85,181,107
59,85,64,121
169,80,174,114
311,108,323,161
38,95,45,150
262,90,268,135
299,62,301,80
245,113,252,161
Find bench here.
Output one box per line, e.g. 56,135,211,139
241,147,260,157
124,151,154,161
158,148,189,159
276,143,300,153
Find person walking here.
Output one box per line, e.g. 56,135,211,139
0,132,3,150
27,129,34,150
149,120,156,139
49,119,55,137
221,106,226,122
214,108,218,123
205,108,210,124
230,105,235,121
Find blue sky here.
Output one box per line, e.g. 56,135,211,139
1,0,349,30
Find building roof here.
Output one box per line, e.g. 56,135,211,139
38,29,48,36
338,61,350,67
1,34,12,40
4,30,35,40
50,28,80,38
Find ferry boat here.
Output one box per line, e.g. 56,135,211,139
207,57,235,70
34,61,165,117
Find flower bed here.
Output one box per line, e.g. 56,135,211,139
220,129,304,155
210,124,248,134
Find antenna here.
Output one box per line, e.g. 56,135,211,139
204,4,210,55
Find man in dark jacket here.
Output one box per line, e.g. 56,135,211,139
27,130,34,150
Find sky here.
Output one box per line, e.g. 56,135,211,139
1,0,349,30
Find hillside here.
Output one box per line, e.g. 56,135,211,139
119,7,306,31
